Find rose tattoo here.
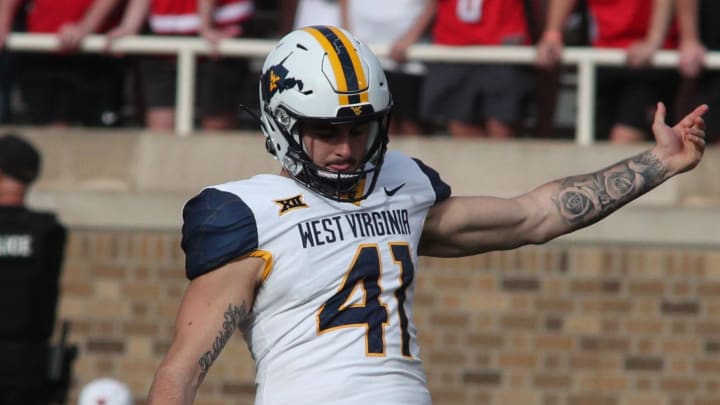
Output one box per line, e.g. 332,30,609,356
553,151,666,226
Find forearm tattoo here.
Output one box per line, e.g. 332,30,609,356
196,302,253,386
553,151,667,227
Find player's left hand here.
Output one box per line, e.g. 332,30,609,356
651,102,709,176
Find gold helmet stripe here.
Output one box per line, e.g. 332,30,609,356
303,26,369,106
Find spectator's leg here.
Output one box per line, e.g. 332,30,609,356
139,57,177,132
146,109,176,131
198,58,246,131
447,120,487,137
483,65,534,138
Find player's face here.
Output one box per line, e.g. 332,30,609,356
301,122,371,172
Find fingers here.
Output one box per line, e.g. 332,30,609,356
201,33,221,58
687,131,706,149
693,114,706,131
535,41,562,69
682,104,709,134
653,101,667,127
625,41,656,68
679,57,703,78
675,104,709,132
222,25,241,38
683,105,709,150
626,46,651,68
104,29,129,55
57,25,83,52
59,34,81,51
691,104,710,120
679,43,706,78
202,26,241,59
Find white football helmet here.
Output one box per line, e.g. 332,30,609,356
259,25,392,202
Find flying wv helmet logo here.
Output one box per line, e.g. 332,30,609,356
274,194,309,216
261,54,312,103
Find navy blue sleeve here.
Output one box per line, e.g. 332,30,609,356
412,158,451,203
181,188,259,280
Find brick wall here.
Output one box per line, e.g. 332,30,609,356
59,229,720,405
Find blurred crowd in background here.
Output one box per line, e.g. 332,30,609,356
0,0,718,143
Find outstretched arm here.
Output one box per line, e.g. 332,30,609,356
147,257,262,404
420,103,709,257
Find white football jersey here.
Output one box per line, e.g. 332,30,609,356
181,151,451,405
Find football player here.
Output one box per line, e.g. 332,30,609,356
147,25,708,404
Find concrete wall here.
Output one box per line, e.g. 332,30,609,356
5,129,720,404
22,128,720,244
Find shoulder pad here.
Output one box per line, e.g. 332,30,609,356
181,188,258,279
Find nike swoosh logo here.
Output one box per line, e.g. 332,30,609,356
384,183,406,196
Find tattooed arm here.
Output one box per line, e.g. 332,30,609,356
147,256,263,404
419,103,709,257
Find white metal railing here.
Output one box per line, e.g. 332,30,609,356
6,33,720,144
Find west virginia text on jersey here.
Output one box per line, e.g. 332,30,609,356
296,209,411,248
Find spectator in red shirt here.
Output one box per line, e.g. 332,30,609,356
420,0,536,138
0,0,127,127
537,0,678,143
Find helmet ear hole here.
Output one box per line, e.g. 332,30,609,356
265,138,277,156
275,108,292,130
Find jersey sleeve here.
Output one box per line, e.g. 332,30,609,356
412,158,451,204
181,188,259,280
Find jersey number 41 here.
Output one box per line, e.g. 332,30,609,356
317,243,414,358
